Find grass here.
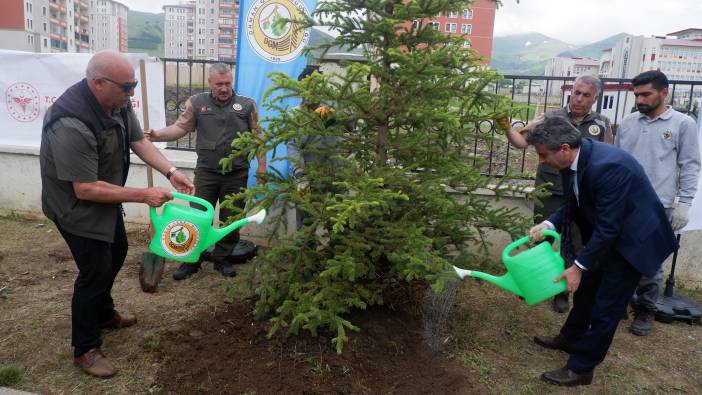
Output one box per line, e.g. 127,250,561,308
0,364,23,386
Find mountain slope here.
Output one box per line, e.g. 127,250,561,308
557,33,627,59
128,10,164,57
490,32,573,75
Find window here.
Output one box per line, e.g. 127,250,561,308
461,24,471,34
43,23,47,32
445,23,456,33
463,9,473,19
43,6,46,15
44,38,47,47
463,40,471,49
448,11,458,18
430,22,440,31
412,20,420,29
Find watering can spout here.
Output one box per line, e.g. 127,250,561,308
452,266,523,298
208,209,267,247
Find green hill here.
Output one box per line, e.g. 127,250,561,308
128,10,164,57
490,32,574,75
557,33,627,59
491,32,629,76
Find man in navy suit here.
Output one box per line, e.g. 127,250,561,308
525,116,677,386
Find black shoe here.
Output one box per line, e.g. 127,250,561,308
552,292,570,313
214,260,237,277
629,309,654,336
541,366,593,387
173,263,200,281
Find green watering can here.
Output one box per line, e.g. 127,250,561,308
148,192,266,263
453,230,567,305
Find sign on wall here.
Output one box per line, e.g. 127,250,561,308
0,50,165,147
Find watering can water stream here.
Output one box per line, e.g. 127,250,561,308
148,192,266,263
453,230,567,305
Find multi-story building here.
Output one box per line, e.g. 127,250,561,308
163,0,239,61
417,0,496,63
91,0,128,52
599,31,702,81
544,56,599,78
0,0,126,53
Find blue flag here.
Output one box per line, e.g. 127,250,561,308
234,0,318,186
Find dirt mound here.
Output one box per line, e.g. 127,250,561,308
155,287,476,394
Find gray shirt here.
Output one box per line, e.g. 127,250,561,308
616,107,700,207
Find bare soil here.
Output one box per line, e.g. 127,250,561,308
1,213,701,394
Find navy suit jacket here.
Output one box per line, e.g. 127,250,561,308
548,138,677,278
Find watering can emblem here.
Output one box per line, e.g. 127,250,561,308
149,192,266,263
453,230,567,305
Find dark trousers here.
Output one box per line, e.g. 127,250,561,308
193,167,248,260
56,213,128,357
560,252,642,373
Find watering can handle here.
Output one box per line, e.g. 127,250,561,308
501,229,561,261
170,192,215,217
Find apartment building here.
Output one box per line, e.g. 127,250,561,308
544,56,599,78
0,0,126,53
163,0,239,61
91,0,128,52
599,30,702,81
417,0,496,62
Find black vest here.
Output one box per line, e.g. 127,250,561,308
190,92,255,171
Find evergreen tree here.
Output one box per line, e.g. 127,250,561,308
221,0,545,353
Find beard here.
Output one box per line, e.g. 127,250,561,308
636,97,662,114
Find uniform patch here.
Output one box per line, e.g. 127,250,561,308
662,130,673,140
232,103,243,111
588,125,601,136
200,105,208,113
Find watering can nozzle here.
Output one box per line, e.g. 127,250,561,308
246,209,266,224
453,266,472,279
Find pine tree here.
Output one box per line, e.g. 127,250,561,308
221,0,545,353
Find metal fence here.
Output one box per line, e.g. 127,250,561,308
160,58,702,177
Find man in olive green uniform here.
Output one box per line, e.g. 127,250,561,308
504,75,613,313
146,63,266,280
41,50,195,378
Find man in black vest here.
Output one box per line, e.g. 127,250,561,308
41,50,195,378
146,63,266,280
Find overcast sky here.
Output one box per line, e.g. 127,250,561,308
119,0,702,45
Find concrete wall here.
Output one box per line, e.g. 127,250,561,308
1,144,701,289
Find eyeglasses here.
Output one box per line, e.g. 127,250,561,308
99,76,139,92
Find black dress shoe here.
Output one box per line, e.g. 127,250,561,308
173,262,200,281
533,334,575,354
214,260,237,277
541,366,593,386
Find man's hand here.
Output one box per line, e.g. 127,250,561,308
143,187,173,207
555,265,583,293
528,222,551,241
169,170,195,195
671,202,690,232
143,128,159,142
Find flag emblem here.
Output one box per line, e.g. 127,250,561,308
245,0,311,63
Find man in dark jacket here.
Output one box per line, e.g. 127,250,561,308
526,116,677,386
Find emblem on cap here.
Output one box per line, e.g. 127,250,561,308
588,125,601,136
662,130,673,140
233,103,242,111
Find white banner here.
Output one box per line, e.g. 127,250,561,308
0,50,165,147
